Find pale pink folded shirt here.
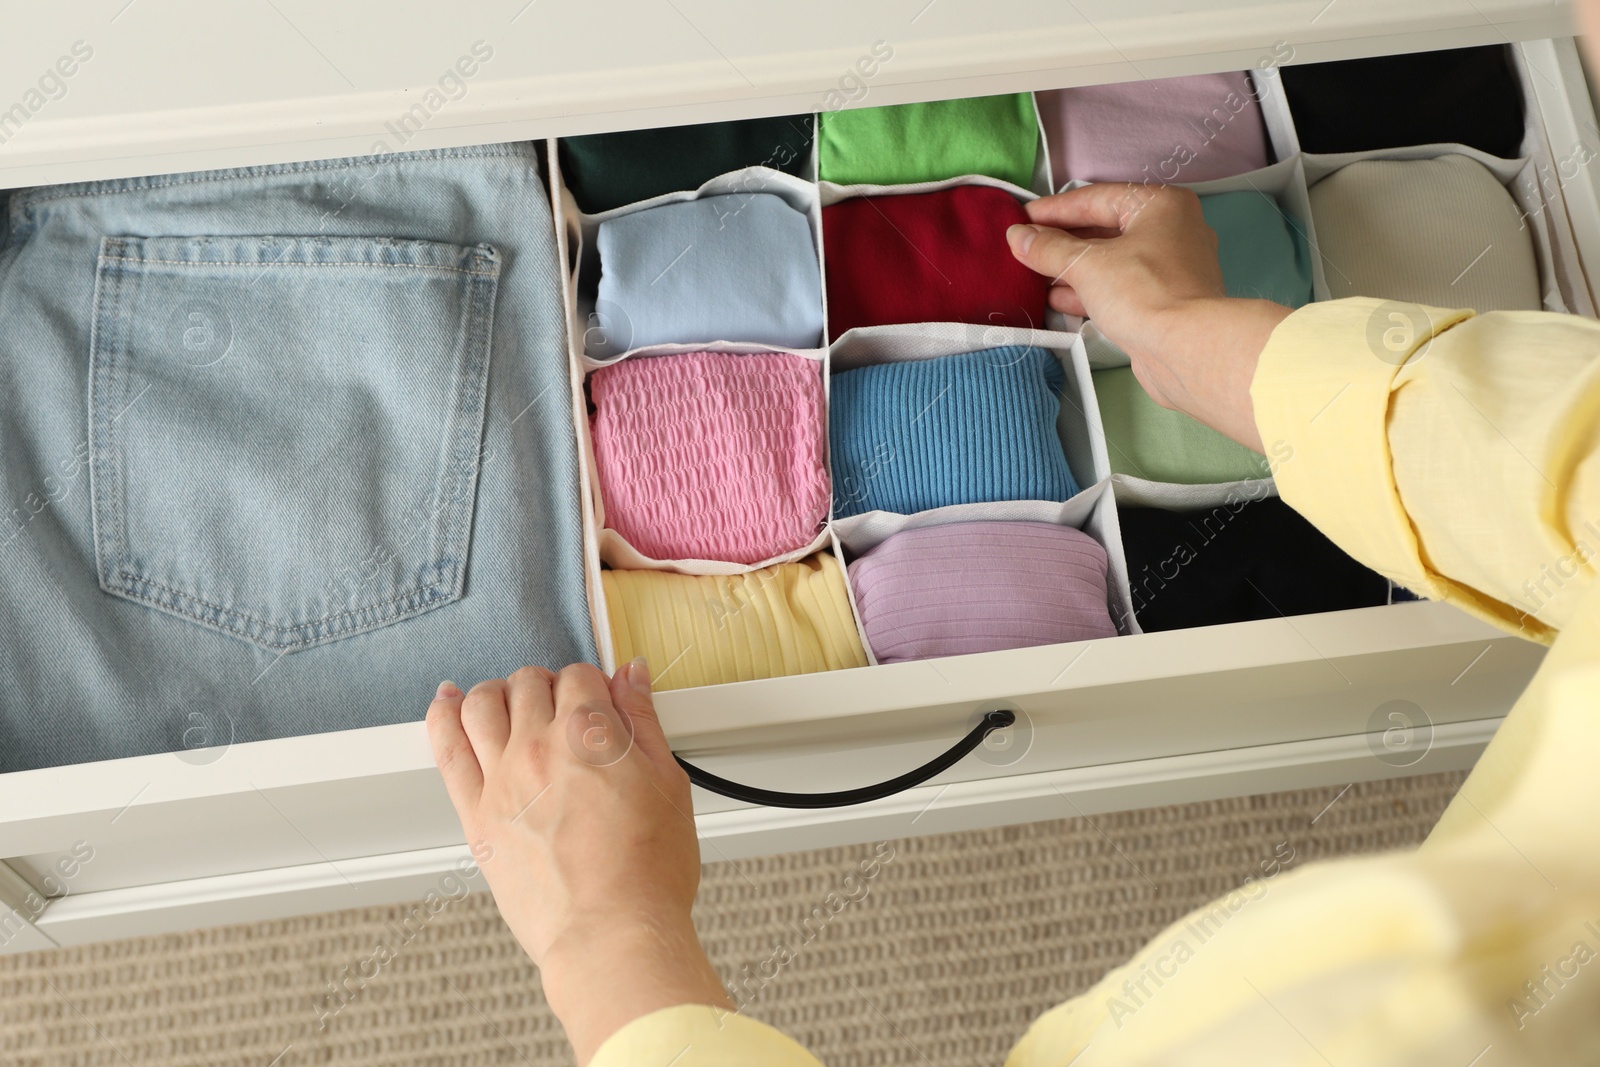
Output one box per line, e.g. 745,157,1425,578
848,521,1117,664
589,351,830,564
1039,72,1271,185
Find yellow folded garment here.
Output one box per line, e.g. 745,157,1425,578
602,553,868,691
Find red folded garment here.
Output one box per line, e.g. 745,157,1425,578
823,185,1048,339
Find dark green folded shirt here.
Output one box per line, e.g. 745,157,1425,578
818,94,1039,188
558,115,814,214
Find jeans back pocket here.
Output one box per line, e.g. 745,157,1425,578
88,235,500,651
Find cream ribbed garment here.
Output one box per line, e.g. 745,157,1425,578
602,553,867,691
1309,154,1542,312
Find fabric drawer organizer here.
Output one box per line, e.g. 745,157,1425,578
548,44,1594,804
559,44,1588,653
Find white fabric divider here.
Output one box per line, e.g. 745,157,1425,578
1251,63,1301,164
547,138,614,670
1029,91,1055,196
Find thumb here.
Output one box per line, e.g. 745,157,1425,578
1007,223,1097,287
608,657,672,762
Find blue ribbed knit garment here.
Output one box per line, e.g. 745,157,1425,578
829,346,1079,518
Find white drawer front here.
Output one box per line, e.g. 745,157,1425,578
2,34,1590,950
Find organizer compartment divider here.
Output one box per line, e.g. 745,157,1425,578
548,138,615,672
1251,65,1303,166
1028,93,1055,196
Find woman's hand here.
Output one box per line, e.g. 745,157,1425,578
1007,183,1293,452
426,661,731,1065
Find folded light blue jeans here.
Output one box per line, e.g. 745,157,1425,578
0,144,597,772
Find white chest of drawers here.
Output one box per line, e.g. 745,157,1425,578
0,1,1590,952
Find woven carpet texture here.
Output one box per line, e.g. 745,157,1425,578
0,770,1467,1066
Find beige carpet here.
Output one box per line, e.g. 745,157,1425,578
1,770,1467,1066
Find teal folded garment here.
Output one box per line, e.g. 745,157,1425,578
818,95,1039,188
1200,191,1315,308
829,347,1078,518
1094,367,1271,484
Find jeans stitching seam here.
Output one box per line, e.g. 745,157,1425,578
12,143,536,219
99,256,498,277
105,569,454,647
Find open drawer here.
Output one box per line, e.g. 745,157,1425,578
1,31,1593,952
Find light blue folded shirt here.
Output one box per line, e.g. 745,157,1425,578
593,193,824,356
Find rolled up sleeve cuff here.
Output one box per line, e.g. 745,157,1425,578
1250,298,1545,639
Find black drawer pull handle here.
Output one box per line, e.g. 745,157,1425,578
673,708,1017,809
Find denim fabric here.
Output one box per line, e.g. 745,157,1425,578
0,144,597,771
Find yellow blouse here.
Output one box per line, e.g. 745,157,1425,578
592,298,1600,1065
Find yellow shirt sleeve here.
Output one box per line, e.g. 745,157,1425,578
589,1004,827,1067
1005,298,1600,1065
1249,298,1600,642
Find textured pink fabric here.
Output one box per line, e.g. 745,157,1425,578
589,352,829,564
1039,72,1270,185
848,521,1116,663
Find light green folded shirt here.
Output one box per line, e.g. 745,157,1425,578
1095,367,1272,483
818,94,1039,188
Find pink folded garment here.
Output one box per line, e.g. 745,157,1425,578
848,521,1116,663
1039,72,1271,185
589,351,830,564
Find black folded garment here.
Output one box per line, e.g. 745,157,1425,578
558,115,815,214
1120,497,1391,631
1280,44,1525,159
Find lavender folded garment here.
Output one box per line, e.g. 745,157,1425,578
590,351,829,564
1039,72,1271,185
848,521,1116,663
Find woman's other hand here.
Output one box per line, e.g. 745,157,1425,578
426,661,731,1065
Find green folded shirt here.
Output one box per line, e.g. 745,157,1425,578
818,94,1039,188
559,115,814,214
1095,367,1272,484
